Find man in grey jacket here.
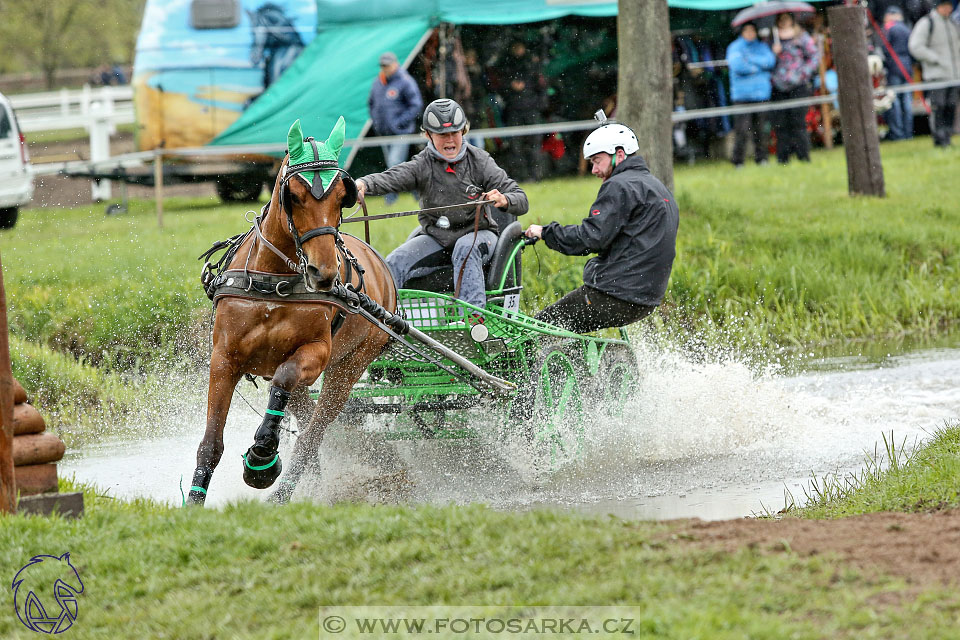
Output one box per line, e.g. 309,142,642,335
525,121,678,333
909,0,960,146
357,99,528,313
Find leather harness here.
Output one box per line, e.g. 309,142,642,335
201,136,364,336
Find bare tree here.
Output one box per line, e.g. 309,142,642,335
617,0,674,191
0,0,144,88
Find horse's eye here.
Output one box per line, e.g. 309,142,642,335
289,192,303,206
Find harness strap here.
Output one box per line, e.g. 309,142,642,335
298,226,340,244
289,159,340,172
454,202,485,300
253,212,301,273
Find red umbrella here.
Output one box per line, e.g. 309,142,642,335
731,1,816,28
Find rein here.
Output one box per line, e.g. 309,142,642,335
252,209,299,273
342,199,494,225
343,197,496,299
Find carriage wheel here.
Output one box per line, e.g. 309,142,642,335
511,343,587,466
215,175,264,203
593,344,639,419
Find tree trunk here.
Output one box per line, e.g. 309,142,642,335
828,5,885,197
0,254,16,513
617,0,674,191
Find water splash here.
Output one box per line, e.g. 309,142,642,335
60,337,960,519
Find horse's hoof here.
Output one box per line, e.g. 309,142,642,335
242,447,282,489
184,492,206,507
266,482,294,505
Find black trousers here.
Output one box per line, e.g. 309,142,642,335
928,87,959,147
534,286,656,334
732,108,769,165
771,85,811,163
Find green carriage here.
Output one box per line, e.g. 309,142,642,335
325,221,639,465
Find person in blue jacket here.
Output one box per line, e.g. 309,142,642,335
883,6,915,140
726,22,776,167
368,51,423,204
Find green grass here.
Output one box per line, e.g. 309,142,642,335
667,141,960,349
2,480,959,639
7,336,136,441
25,122,137,146
795,424,960,519
1,138,958,430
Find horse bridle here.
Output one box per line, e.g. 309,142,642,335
278,136,358,270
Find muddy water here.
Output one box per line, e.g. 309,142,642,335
59,339,960,521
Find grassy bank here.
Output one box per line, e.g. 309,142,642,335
2,481,958,639
2,139,958,429
667,140,960,348
797,424,960,519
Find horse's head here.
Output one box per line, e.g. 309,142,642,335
275,117,357,291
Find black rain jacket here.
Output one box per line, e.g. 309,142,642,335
542,155,678,306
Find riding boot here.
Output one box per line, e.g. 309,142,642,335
243,386,291,489
186,466,214,505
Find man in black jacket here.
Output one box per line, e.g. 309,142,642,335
524,121,678,333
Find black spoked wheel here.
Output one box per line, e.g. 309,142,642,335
215,175,264,203
0,207,18,230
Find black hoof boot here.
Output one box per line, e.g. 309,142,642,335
242,386,290,490
186,466,213,506
242,446,283,489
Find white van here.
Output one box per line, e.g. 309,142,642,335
0,91,33,229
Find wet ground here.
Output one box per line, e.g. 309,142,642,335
59,335,960,520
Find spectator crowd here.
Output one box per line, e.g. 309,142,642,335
366,4,960,183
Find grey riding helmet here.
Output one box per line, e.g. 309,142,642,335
421,98,468,134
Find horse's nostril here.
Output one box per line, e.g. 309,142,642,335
304,263,334,290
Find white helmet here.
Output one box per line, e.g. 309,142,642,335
582,122,640,159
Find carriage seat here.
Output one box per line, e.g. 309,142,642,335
401,221,524,295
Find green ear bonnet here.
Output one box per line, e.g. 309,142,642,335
285,117,347,200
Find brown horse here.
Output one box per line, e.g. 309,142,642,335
187,118,396,506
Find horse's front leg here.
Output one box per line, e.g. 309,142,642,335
269,339,385,504
242,340,331,490
187,351,242,506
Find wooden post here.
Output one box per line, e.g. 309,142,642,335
617,0,674,191
827,5,885,197
154,150,164,228
0,253,16,513
817,34,834,150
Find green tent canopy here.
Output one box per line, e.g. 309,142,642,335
213,15,429,151
212,0,829,151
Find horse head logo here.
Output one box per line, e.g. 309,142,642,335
11,553,84,634
247,3,305,88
